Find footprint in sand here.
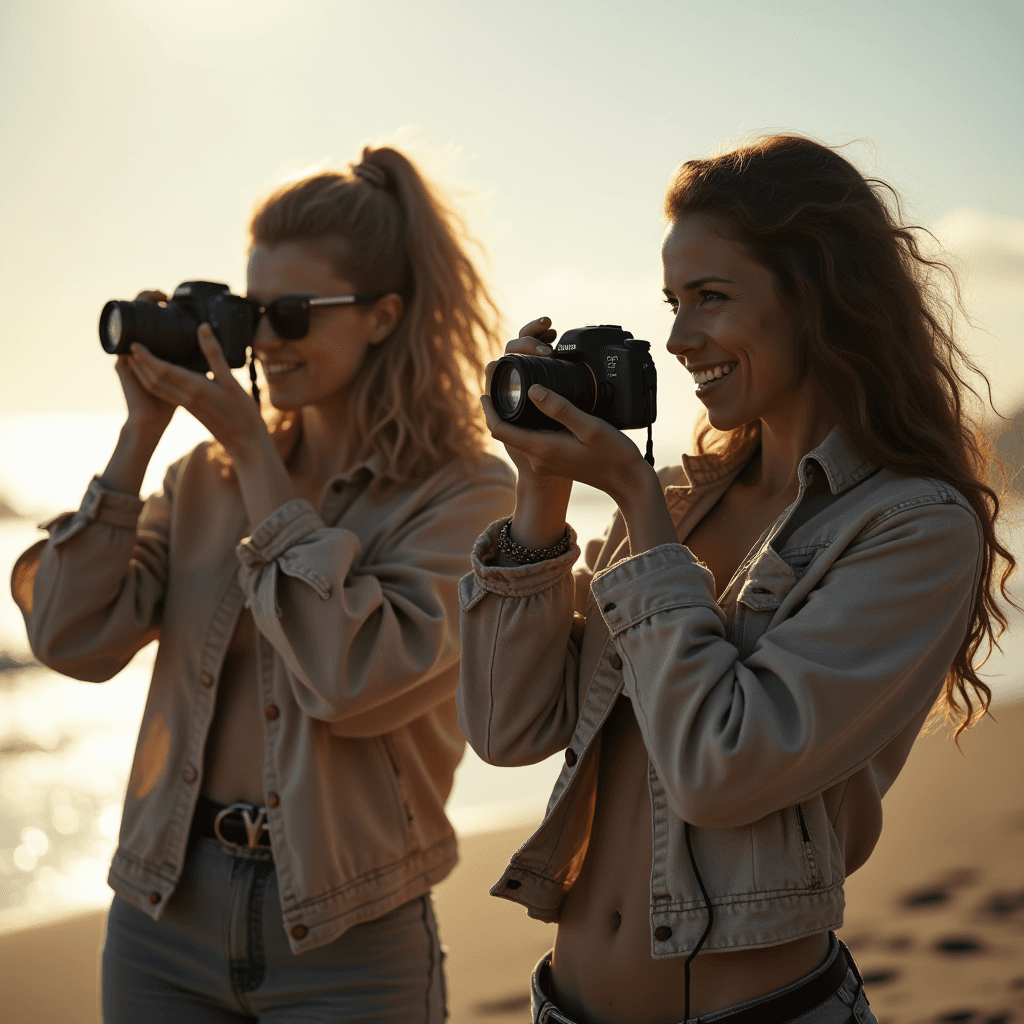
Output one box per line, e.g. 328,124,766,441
934,936,986,955
935,1013,1014,1023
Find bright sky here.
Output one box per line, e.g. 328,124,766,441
2,0,1022,470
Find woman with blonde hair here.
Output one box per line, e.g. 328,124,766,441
13,145,514,1021
459,134,1013,1022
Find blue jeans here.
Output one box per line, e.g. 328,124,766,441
530,933,877,1024
102,837,447,1023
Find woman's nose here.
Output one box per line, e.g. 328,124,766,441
253,316,283,348
666,315,704,358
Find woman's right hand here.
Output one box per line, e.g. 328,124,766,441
483,317,574,549
99,292,176,497
114,291,176,433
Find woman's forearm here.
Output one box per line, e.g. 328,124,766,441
99,418,168,496
229,432,299,532
510,477,574,549
613,461,679,556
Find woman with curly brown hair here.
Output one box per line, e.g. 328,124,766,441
458,135,1013,1023
14,145,514,1021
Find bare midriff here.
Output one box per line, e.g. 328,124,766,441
201,607,267,806
551,697,829,1023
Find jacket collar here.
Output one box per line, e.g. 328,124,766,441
800,426,876,494
666,423,876,516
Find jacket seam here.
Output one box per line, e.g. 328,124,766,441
609,599,717,636
287,834,457,915
485,597,506,762
860,492,973,534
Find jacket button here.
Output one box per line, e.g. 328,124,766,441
200,672,213,688
267,793,280,808
603,602,616,613
654,925,672,941
505,878,521,890
148,891,161,904
182,766,197,783
265,704,279,720
609,652,622,670
564,748,578,767
290,924,307,939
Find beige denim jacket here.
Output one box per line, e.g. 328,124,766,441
13,441,514,952
458,427,982,956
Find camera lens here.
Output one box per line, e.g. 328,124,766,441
98,299,203,367
492,365,523,416
105,306,123,350
490,354,596,429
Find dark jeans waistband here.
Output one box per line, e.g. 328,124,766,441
532,933,869,1024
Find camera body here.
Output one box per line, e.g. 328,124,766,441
490,325,657,431
99,281,253,372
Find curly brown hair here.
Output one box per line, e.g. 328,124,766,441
664,134,1015,738
243,145,501,494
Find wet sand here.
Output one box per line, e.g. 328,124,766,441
1,699,1021,1023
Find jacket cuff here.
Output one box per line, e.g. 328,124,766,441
41,476,145,546
459,518,580,611
590,543,719,636
236,499,325,569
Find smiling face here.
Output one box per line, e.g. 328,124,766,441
246,240,400,413
662,215,809,432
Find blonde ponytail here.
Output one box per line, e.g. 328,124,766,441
248,145,502,494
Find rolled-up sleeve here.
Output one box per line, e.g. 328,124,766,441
591,500,982,828
237,462,516,737
11,470,175,682
458,520,590,767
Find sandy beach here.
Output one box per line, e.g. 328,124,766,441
1,699,1021,1024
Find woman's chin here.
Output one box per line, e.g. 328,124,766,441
266,390,303,413
705,407,748,433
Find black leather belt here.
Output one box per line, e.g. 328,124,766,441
537,936,860,1024
710,939,859,1024
191,794,272,850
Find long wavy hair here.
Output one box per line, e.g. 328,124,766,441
241,145,501,494
664,134,1015,738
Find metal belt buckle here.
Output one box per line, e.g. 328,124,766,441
213,802,270,849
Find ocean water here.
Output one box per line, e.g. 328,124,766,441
2,413,1022,928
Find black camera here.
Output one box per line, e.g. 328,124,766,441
490,325,657,432
99,281,253,373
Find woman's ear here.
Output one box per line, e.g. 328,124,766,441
368,293,405,345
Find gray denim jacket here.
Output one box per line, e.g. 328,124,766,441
458,427,982,956
13,442,514,953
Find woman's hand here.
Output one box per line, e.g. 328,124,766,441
484,318,652,507
126,324,297,529
126,324,265,459
483,317,678,556
114,291,176,433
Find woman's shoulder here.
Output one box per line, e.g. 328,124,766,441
862,468,980,526
380,451,515,517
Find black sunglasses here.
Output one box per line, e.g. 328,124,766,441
247,293,385,340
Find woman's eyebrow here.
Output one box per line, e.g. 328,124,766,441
684,275,736,290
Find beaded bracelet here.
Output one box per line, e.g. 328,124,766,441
497,520,572,564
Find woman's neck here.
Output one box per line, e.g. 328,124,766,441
753,382,838,500
290,401,356,490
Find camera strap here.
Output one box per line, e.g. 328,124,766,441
643,374,655,466
248,349,261,406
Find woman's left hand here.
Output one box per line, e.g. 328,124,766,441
127,326,266,458
482,384,651,507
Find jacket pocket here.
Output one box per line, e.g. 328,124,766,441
379,734,419,850
795,803,823,888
